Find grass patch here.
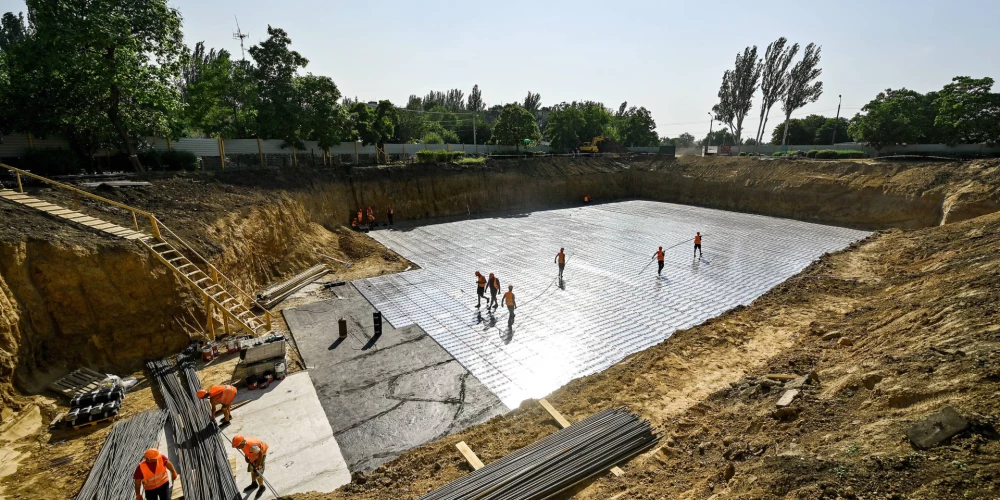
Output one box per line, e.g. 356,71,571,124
455,156,486,165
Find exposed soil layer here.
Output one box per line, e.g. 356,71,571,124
287,211,1000,500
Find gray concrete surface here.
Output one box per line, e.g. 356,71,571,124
356,200,870,407
282,285,507,472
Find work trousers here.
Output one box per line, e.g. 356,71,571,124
507,306,516,327
477,286,485,307
488,292,498,309
144,483,171,500
388,213,394,225
657,261,664,274
694,244,702,257
558,263,565,276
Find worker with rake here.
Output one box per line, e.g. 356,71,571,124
232,434,269,496
133,448,179,500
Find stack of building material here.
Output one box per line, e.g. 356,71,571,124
418,408,659,500
257,264,330,308
147,358,241,500
64,379,126,428
75,410,168,500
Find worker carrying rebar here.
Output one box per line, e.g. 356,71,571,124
694,232,703,259
387,205,395,225
555,248,566,278
133,448,179,500
197,384,237,425
487,273,500,310
475,271,487,308
366,206,375,230
653,246,665,276
504,285,517,328
232,434,269,495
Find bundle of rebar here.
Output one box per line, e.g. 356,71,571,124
76,410,168,500
257,264,330,309
147,358,241,500
418,408,659,500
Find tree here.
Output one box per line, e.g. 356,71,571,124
618,106,659,147
467,84,485,113
545,106,586,152
350,100,399,160
755,37,798,144
712,46,761,145
492,104,540,152
848,88,934,151
769,114,827,145
297,74,348,150
523,92,541,114
251,26,308,148
697,128,735,147
20,0,185,171
444,89,465,111
662,132,696,148
815,116,852,144
780,43,823,145
182,44,235,137
933,76,1000,145
0,12,27,51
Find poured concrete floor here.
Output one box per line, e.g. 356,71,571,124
221,372,352,498
282,284,507,472
355,200,870,407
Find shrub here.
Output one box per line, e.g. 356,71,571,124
19,149,84,176
162,150,199,171
772,151,785,157
456,156,486,165
738,152,749,156
415,150,466,164
814,149,866,160
421,132,444,144
806,150,818,158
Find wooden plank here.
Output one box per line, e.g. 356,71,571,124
765,374,798,381
456,441,484,470
539,399,624,477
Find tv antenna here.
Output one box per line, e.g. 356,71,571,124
233,16,248,60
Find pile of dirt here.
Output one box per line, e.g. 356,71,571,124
287,210,1000,500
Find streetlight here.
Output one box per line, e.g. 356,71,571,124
704,112,714,156
831,94,842,146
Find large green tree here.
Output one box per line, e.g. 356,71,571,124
848,88,934,151
713,45,761,145
297,74,348,150
545,106,587,152
618,106,660,147
492,104,540,151
182,43,235,137
933,76,1000,145
755,37,798,144
350,100,399,161
250,26,308,147
779,43,823,145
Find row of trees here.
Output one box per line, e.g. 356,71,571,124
0,2,660,169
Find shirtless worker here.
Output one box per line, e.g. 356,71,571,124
474,271,487,308
694,232,703,259
652,246,665,276
554,248,566,278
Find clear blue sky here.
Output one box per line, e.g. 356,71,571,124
3,0,999,138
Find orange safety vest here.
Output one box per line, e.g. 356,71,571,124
477,275,486,287
656,250,664,261
504,291,515,307
694,235,702,245
357,210,363,222
209,385,237,406
557,252,565,264
241,438,269,463
490,277,499,290
139,457,169,491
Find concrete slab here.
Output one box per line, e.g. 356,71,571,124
356,200,870,407
221,371,351,499
283,285,508,472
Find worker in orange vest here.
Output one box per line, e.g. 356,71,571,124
366,206,375,230
386,205,395,225
554,248,566,278
475,271,487,308
197,384,237,425
504,285,517,328
694,232,703,259
487,273,501,310
583,195,591,204
652,246,665,276
356,209,363,228
232,434,269,493
133,448,179,500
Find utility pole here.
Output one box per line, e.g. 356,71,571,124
703,112,714,156
831,94,843,146
473,111,477,154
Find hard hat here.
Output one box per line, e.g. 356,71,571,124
144,449,161,460
560,248,564,252
232,435,245,448
196,389,208,399
659,246,663,250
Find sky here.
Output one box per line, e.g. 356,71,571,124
3,0,999,138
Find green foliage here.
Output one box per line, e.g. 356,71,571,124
350,100,399,154
812,149,866,159
415,150,466,163
771,115,851,145
491,104,541,151
182,44,236,137
755,37,798,145
933,76,1000,145
251,26,309,148
297,73,348,149
18,148,84,176
780,43,823,145
713,45,761,144
700,128,736,147
738,152,749,156
546,107,587,152
848,88,936,150
455,156,486,165
162,150,199,171
618,106,660,147
662,133,696,148
806,150,818,158
421,132,444,144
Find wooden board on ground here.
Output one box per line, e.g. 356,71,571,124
47,367,107,397
71,413,117,430
456,441,484,470
538,398,625,477
171,456,238,499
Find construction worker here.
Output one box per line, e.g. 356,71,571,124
555,248,566,278
487,273,500,310
653,246,665,276
356,209,363,229
232,434,269,494
504,285,517,328
583,195,591,204
475,271,487,308
694,232,703,259
366,206,375,230
197,384,237,425
386,205,394,225
133,448,179,500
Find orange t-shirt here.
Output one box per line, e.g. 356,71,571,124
694,235,702,245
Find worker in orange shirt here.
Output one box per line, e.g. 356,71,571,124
133,449,179,500
356,209,363,228
487,273,500,310
197,384,237,425
652,246,665,276
694,232,703,259
386,205,395,225
232,434,269,494
554,248,566,278
475,271,487,308
366,206,375,230
504,285,517,328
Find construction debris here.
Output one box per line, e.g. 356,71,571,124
76,410,168,500
906,406,969,449
420,408,658,500
257,264,330,308
47,367,108,397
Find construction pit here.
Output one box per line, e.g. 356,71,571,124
1,155,1000,500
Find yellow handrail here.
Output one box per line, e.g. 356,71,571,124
1,162,269,323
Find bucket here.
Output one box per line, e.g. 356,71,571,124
202,346,215,362
211,343,219,356
227,339,238,353
275,362,286,380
